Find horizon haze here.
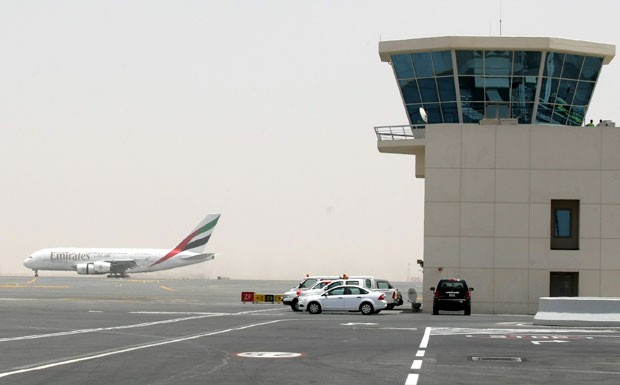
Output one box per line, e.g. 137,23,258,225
3,1,620,281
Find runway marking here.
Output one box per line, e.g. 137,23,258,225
131,311,224,315
404,327,431,385
232,308,283,315
0,319,285,379
405,373,419,385
0,314,228,343
0,285,71,289
420,326,431,348
531,340,569,345
341,322,377,326
159,285,176,291
236,352,302,358
0,308,283,343
131,308,281,316
430,327,618,336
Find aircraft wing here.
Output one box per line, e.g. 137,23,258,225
104,259,138,274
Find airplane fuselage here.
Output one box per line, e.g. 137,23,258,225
23,213,220,277
24,247,213,274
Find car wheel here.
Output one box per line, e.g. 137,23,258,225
465,306,471,316
386,304,395,310
432,307,439,315
360,302,375,315
307,302,322,314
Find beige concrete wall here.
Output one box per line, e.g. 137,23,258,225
423,124,620,315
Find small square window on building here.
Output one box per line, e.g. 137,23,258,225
550,272,579,296
550,200,579,250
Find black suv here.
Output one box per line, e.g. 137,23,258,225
430,279,473,315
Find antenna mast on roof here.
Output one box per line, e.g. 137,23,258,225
499,0,503,36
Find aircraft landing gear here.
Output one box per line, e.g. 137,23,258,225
106,273,129,279
34,270,38,277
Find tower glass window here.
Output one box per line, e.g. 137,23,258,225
391,50,458,124
391,47,603,126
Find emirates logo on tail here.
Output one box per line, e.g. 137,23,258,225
150,214,220,267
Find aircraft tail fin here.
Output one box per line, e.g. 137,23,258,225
150,214,220,267
177,214,221,254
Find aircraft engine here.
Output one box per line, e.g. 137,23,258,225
93,261,112,274
76,263,95,274
76,261,112,275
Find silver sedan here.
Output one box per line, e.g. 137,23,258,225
298,285,388,315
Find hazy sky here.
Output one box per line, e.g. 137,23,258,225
2,1,620,281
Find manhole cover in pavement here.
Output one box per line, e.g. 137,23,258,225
471,356,523,362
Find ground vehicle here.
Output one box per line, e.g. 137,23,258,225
297,278,362,299
284,275,403,311
374,278,404,309
430,278,474,315
281,276,339,311
297,277,401,308
298,285,387,315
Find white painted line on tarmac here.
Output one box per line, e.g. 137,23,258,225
236,352,302,358
403,327,431,385
0,319,285,379
531,340,569,345
131,308,281,316
0,314,226,343
431,327,618,336
405,373,419,385
341,322,378,326
131,311,227,315
411,360,423,370
420,326,431,348
1,308,285,344
233,308,284,315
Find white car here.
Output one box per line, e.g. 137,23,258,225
298,285,388,315
298,277,402,308
297,279,354,299
282,277,338,311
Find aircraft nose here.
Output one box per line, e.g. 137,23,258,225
24,256,33,268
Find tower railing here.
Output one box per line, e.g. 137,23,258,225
374,125,426,141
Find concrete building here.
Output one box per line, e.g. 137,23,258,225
375,36,617,314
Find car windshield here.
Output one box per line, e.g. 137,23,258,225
299,279,319,289
325,281,344,290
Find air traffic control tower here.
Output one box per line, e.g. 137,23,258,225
375,36,617,314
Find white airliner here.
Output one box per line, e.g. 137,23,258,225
23,214,221,278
